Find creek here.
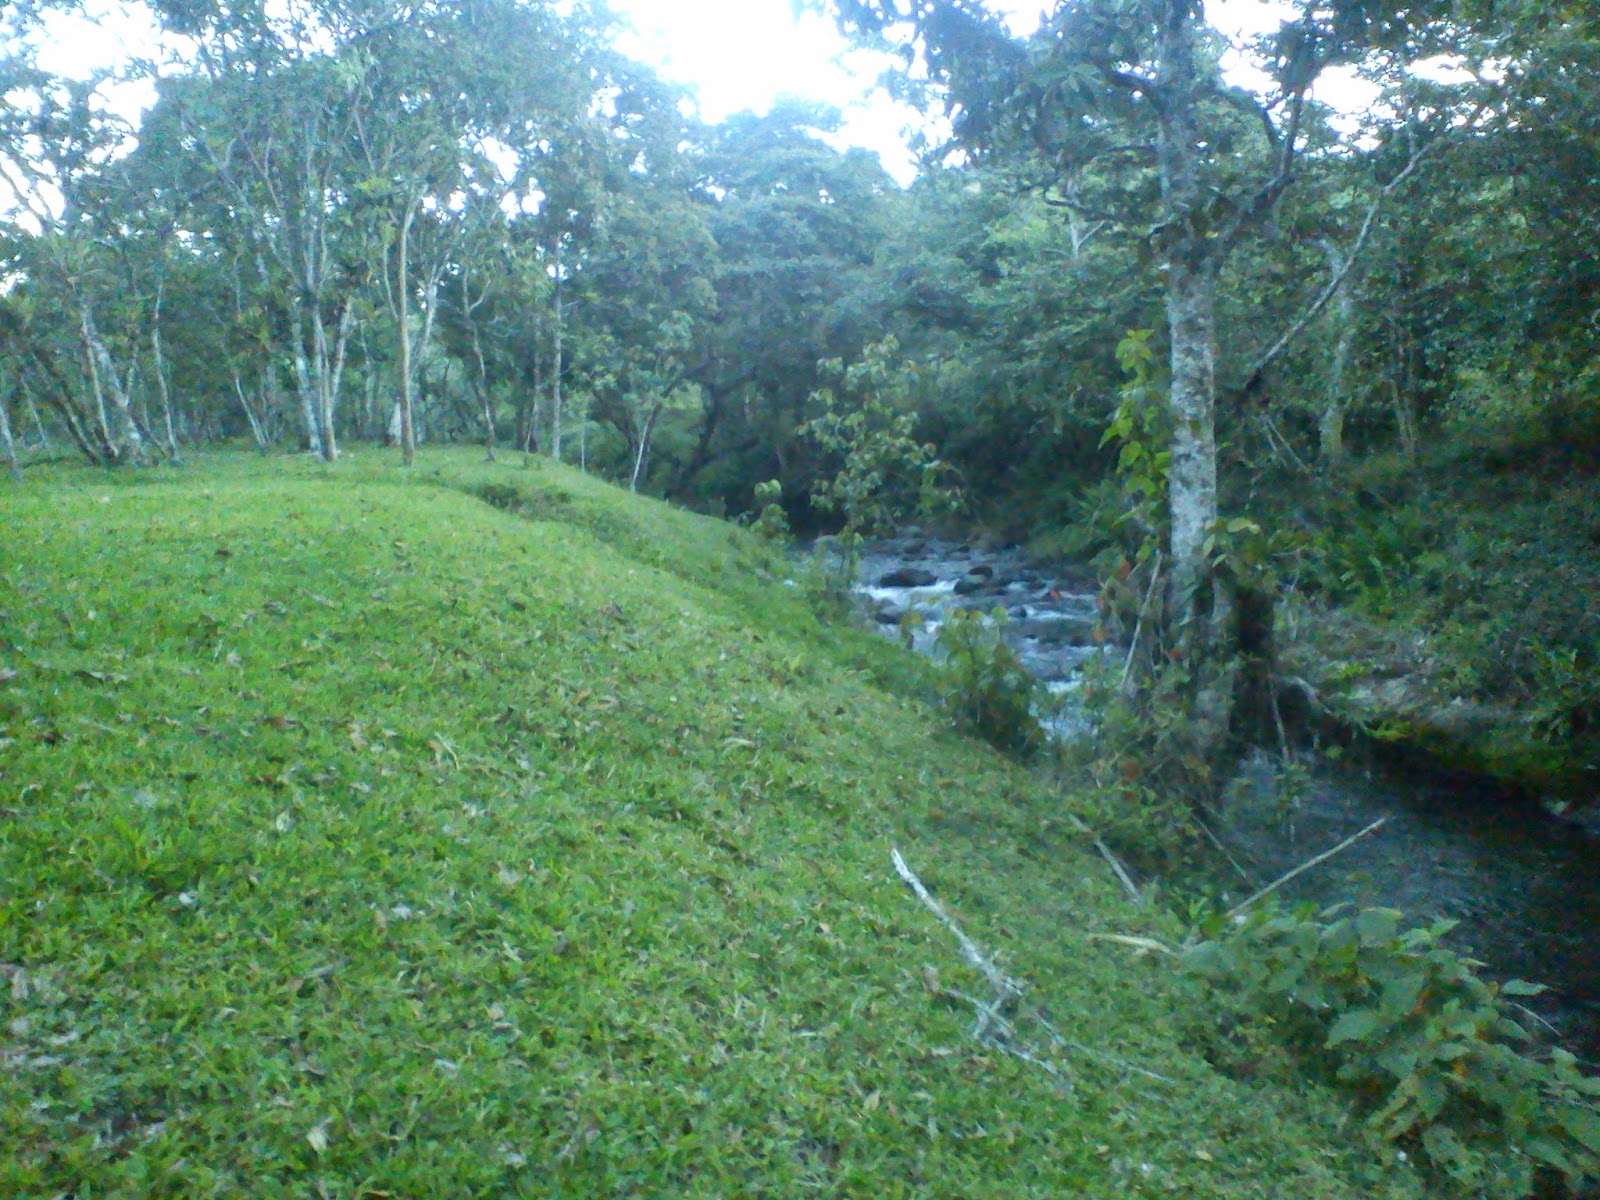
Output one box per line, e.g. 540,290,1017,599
852,533,1600,1060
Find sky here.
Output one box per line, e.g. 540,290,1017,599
20,0,1372,186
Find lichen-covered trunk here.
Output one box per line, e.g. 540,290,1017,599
1165,253,1219,617
550,271,565,463
1320,244,1354,468
0,390,21,481
291,312,326,460
397,205,416,467
79,306,143,463
1155,0,1235,749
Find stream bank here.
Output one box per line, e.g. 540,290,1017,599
851,532,1600,1059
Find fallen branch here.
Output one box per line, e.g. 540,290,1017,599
1119,551,1163,691
892,847,1016,999
1066,815,1141,902
1192,812,1260,890
1225,816,1389,920
890,846,1172,1086
1086,933,1174,957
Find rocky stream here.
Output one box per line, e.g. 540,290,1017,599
851,533,1600,1060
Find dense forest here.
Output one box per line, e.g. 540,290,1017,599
3,0,1594,784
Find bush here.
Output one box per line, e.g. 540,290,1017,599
936,607,1045,758
1182,902,1600,1197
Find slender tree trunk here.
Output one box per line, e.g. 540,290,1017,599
24,391,49,450
630,402,663,492
551,258,564,462
233,371,268,449
150,287,182,461
80,306,141,462
471,327,495,461
325,300,354,456
292,315,325,459
1319,242,1353,468
397,202,417,466
524,339,543,457
1,390,21,481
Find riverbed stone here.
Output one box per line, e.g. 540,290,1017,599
877,567,938,588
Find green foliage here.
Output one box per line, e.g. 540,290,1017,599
1184,903,1600,1197
750,478,791,543
934,608,1045,758
1099,328,1171,556
801,338,962,538
1061,648,1207,862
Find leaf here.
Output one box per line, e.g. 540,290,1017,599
1558,1105,1600,1156
1354,908,1402,947
1326,1007,1381,1047
1500,979,1547,997
306,1123,330,1155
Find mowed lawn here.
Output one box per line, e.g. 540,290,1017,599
0,451,1424,1198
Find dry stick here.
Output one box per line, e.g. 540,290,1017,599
1191,812,1260,890
1067,815,1141,902
891,847,1017,999
891,847,1173,1085
1118,551,1164,690
1225,816,1389,920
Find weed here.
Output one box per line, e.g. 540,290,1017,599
1184,902,1600,1198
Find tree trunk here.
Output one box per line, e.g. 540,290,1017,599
79,306,141,463
472,327,496,461
233,371,269,449
630,401,663,492
326,300,354,456
152,334,182,459
1164,253,1220,616
397,203,417,466
551,258,564,462
0,390,21,481
1154,1,1235,749
292,315,326,459
24,391,49,450
1320,243,1354,469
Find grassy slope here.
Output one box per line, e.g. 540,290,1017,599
0,449,1422,1199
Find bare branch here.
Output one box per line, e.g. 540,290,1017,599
1225,817,1390,920
1232,131,1454,394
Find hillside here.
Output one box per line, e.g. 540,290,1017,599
0,451,1425,1198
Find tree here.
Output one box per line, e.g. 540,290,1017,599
676,101,894,514
817,0,1472,744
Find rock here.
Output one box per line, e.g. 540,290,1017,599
953,576,985,596
875,604,907,625
877,567,937,588
967,563,995,578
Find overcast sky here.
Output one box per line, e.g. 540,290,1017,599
24,0,1366,185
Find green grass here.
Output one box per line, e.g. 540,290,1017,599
0,448,1424,1198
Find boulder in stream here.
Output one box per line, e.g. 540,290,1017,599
877,567,938,588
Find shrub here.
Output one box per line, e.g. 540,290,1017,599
1182,902,1600,1197
936,607,1045,758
